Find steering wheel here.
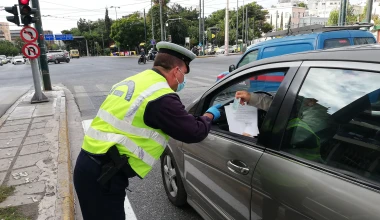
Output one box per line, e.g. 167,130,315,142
253,91,273,129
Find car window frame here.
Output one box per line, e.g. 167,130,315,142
269,60,380,191
193,61,302,148
237,49,260,68
323,38,351,49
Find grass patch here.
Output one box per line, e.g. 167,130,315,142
0,207,29,220
0,186,15,203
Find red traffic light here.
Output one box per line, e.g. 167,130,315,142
19,0,30,5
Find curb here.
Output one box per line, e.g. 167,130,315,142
56,88,75,220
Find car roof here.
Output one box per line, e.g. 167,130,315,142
247,30,373,50
237,44,380,72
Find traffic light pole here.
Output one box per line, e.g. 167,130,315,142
31,0,52,91
30,58,48,103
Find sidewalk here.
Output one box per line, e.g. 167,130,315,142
0,86,73,220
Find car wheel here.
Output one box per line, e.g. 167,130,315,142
54,60,59,64
161,148,187,207
66,59,70,63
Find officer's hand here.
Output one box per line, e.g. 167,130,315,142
205,104,222,121
235,91,251,105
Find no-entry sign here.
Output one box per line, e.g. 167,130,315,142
22,43,41,59
20,26,38,43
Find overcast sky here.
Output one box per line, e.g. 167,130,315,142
0,0,277,34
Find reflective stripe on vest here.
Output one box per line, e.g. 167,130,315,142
96,108,167,147
287,118,320,147
86,127,157,166
124,81,170,122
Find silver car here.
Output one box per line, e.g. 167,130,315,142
161,45,380,220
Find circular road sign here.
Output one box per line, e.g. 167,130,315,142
20,26,38,43
22,43,41,59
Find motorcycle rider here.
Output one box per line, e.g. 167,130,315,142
139,48,146,63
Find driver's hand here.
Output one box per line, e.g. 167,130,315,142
235,91,251,105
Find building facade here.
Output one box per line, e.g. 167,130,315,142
0,22,11,41
10,30,20,41
266,6,307,30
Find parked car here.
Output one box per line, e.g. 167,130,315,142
6,57,12,63
0,58,3,66
11,56,25,65
161,44,380,220
216,45,235,54
47,52,70,64
70,49,80,58
216,25,376,83
0,55,7,64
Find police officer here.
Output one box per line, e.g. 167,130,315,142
74,42,222,220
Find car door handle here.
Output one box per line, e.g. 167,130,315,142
227,160,250,175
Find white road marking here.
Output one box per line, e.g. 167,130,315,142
192,76,217,83
81,119,137,220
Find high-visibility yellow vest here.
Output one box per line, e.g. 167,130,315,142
286,118,321,162
82,69,174,178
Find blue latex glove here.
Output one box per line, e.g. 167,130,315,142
206,104,222,121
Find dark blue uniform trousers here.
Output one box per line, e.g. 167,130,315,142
74,150,134,220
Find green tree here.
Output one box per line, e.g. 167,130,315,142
104,8,113,47
13,37,25,52
297,2,308,9
0,41,19,56
110,13,145,49
327,9,339,25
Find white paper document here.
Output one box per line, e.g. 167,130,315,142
224,102,259,137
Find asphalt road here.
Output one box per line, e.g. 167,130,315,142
0,54,241,220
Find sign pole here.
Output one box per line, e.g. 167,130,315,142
30,58,48,103
31,0,52,91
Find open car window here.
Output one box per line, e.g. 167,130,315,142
209,70,286,138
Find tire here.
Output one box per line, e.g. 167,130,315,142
66,59,70,63
161,148,187,207
54,60,59,64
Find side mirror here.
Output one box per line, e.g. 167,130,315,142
229,64,236,72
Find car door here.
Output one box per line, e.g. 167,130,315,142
182,62,302,220
253,61,380,220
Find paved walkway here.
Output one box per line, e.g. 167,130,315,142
0,86,73,220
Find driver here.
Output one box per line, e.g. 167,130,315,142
235,90,323,162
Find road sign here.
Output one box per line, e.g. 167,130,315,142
198,42,202,46
151,39,156,45
44,34,54,41
20,26,38,43
22,43,41,59
55,34,73,41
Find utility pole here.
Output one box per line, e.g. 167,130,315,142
225,0,229,56
236,0,238,46
151,0,154,41
366,0,374,28
31,0,52,91
245,6,248,44
202,0,205,53
252,17,255,42
242,2,245,44
144,9,147,45
199,0,202,45
275,10,278,31
160,0,164,41
341,0,347,25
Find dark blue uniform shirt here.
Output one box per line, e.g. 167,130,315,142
143,69,212,143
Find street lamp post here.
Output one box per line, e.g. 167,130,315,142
164,18,182,41
110,6,120,20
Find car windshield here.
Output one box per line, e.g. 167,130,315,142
15,56,23,59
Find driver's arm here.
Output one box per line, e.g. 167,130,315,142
235,91,273,111
248,93,273,111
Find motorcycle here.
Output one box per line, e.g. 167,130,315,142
146,50,157,62
138,54,146,64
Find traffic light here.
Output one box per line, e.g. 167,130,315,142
18,0,38,26
5,5,20,26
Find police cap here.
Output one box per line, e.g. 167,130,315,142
156,41,196,73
